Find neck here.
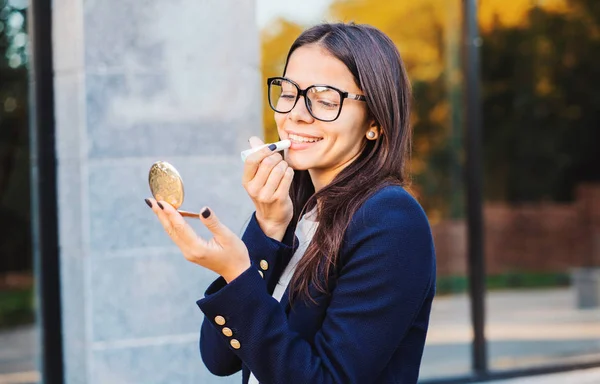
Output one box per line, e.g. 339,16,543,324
308,148,363,192
308,169,333,192
308,161,353,192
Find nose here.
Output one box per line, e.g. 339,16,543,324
288,94,314,123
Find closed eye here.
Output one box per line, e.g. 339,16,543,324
317,100,339,109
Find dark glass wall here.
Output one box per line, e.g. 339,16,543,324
0,0,39,382
0,0,30,273
480,0,600,373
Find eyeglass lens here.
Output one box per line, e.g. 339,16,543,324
269,78,342,121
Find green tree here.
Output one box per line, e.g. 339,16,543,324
481,0,600,202
0,1,30,273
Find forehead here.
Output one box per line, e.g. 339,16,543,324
284,44,359,92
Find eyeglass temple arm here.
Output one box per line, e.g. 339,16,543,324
347,93,366,101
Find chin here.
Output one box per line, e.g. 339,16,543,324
285,154,313,171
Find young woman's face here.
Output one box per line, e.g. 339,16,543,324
275,44,372,179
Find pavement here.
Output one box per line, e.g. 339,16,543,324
478,367,600,383
0,287,599,383
0,326,38,384
420,287,600,380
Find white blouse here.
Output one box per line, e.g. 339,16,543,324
248,209,319,384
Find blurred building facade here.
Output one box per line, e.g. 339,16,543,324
435,183,600,277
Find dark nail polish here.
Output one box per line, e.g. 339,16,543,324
268,144,277,151
145,199,152,208
157,202,164,210
201,208,211,219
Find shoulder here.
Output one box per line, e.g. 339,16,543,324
339,184,435,281
364,185,424,211
349,185,431,234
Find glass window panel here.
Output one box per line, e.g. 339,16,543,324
480,0,600,372
0,2,39,383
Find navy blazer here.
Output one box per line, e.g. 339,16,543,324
196,186,436,384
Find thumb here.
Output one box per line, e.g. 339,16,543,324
248,136,265,149
199,207,233,240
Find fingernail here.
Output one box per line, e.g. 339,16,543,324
268,144,277,151
201,208,211,219
157,202,164,210
145,198,152,208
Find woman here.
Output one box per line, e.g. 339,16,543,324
146,22,436,384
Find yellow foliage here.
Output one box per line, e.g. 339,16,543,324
259,0,463,140
257,0,571,217
479,0,569,31
536,77,553,96
260,19,305,142
328,0,461,82
410,157,427,175
429,101,450,126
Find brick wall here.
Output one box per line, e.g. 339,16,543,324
432,183,600,276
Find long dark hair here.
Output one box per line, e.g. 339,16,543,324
286,23,413,303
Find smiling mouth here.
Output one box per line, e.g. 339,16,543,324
288,133,324,144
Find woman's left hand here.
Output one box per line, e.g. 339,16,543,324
146,198,251,283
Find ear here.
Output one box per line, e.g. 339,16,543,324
366,119,381,140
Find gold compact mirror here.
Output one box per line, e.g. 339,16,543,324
148,161,198,218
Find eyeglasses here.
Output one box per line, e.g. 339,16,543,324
267,77,367,122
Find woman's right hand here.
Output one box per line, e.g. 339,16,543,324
242,136,295,241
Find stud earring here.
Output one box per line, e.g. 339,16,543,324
367,131,376,139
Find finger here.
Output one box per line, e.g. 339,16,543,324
274,166,295,200
259,161,288,201
147,198,175,235
248,136,264,149
157,200,202,251
198,207,235,242
242,136,269,184
247,152,284,193
242,145,282,186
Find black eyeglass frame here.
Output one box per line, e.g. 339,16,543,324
266,76,367,122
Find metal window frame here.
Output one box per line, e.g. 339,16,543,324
28,0,64,383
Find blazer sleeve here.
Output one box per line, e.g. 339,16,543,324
243,212,299,293
199,212,298,376
196,187,436,383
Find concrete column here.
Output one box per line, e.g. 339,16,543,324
52,1,260,382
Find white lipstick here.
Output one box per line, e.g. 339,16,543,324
240,139,292,162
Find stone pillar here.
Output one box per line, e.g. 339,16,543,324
52,1,260,382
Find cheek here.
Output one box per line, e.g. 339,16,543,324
330,116,368,144
274,113,285,132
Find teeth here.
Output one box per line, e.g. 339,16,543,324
289,134,323,143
